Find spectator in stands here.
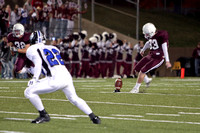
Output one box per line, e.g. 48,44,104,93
31,0,43,9
0,35,13,79
19,5,29,30
24,0,33,31
10,8,20,28
66,2,87,36
0,4,8,38
60,3,68,39
192,42,200,76
42,4,50,39
5,5,11,28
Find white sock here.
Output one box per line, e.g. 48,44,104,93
143,75,149,83
134,83,141,90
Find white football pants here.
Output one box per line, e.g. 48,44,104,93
24,71,92,115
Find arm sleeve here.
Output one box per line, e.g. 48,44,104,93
141,41,151,52
162,42,170,62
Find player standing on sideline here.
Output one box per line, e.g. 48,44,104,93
7,23,34,75
130,23,171,93
24,30,101,124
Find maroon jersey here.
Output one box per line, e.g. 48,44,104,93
148,30,169,58
125,47,133,63
106,46,115,63
7,32,31,49
116,45,124,61
71,41,80,62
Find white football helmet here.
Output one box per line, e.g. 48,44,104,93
142,23,156,39
13,23,25,38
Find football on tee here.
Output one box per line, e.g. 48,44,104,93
114,78,122,92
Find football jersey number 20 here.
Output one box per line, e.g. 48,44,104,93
44,48,64,67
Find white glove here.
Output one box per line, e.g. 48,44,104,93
28,78,37,87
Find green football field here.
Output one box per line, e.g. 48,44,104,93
1,77,200,133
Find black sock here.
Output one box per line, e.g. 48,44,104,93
89,113,96,119
39,109,48,117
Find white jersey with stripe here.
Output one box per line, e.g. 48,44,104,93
26,43,68,80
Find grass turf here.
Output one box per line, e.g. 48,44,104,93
0,77,200,133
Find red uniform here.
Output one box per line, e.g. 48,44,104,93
7,32,34,72
134,30,168,73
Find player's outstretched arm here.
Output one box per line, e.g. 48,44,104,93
17,44,30,53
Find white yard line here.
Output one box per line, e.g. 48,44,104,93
0,130,27,133
1,96,200,110
100,91,200,97
146,113,180,116
1,110,200,125
179,112,200,115
111,114,144,118
0,91,16,92
0,87,9,89
160,79,200,82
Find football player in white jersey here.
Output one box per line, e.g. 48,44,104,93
24,30,101,124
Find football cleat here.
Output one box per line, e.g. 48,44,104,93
89,113,101,124
91,116,101,124
130,88,139,93
146,78,152,87
31,114,50,124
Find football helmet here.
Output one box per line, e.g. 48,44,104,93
30,30,46,44
142,23,156,39
13,23,25,38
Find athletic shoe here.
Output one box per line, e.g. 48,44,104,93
130,88,139,93
91,116,101,124
146,78,152,87
31,114,50,124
